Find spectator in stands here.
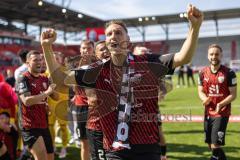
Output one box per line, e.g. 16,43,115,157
5,69,15,88
186,63,196,87
0,112,18,160
14,49,29,81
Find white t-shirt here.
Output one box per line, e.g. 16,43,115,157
14,64,28,80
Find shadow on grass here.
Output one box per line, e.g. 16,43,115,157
164,129,203,135
226,129,240,134
164,129,239,135
167,143,240,160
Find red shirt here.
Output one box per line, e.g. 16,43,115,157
16,72,49,129
74,87,88,106
75,53,175,151
199,65,237,117
0,82,17,118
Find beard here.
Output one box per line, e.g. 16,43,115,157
210,59,220,66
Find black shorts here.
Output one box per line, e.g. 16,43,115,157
204,116,229,146
21,128,53,153
87,129,107,160
72,105,88,140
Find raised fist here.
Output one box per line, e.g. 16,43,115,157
186,4,204,29
41,28,57,46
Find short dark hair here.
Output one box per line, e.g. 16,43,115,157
80,40,94,48
26,50,41,60
0,112,10,118
105,20,128,33
18,49,29,63
94,40,105,49
208,44,223,53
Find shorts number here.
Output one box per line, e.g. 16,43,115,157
98,149,105,160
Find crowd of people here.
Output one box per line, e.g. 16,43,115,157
0,4,236,160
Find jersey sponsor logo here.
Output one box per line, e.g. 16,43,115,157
104,78,111,84
209,84,219,94
130,73,142,84
218,76,224,83
129,70,147,85
232,77,237,85
31,83,37,88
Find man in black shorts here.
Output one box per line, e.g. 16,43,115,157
41,4,203,160
16,50,57,160
86,40,110,160
72,40,96,160
198,44,237,160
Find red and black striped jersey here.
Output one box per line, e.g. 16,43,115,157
16,71,50,129
198,65,237,117
74,53,175,151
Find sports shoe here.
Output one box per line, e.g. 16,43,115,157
58,147,67,159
